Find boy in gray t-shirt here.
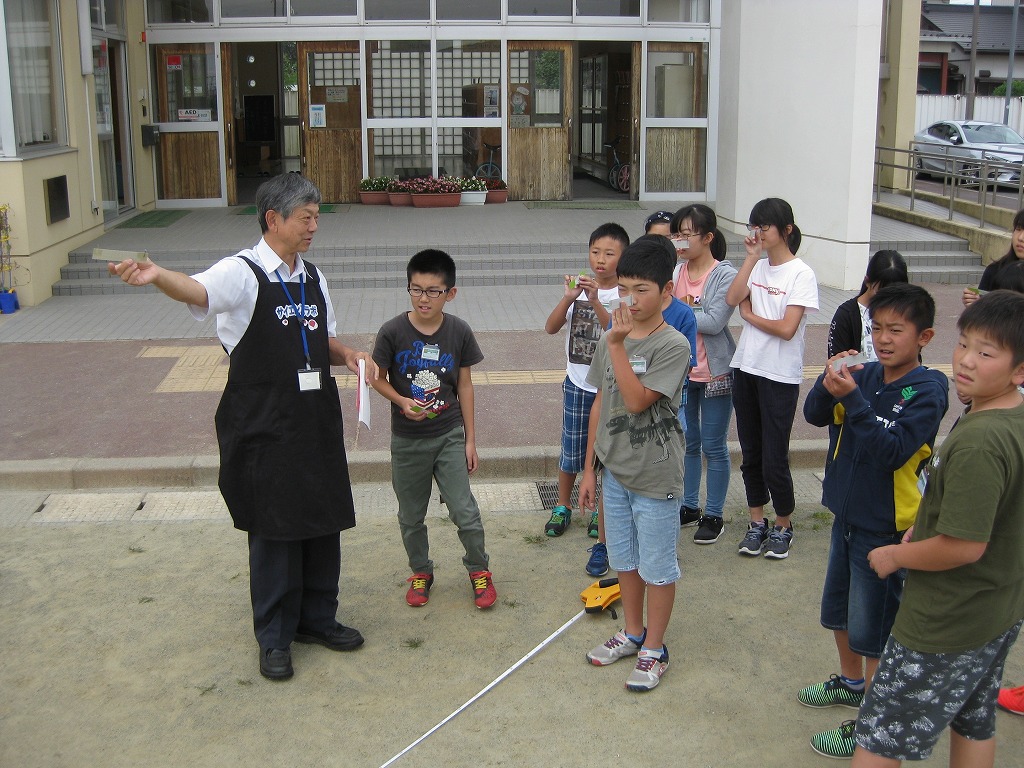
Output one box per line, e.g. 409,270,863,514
579,236,691,692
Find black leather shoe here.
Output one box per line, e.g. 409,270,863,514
259,647,293,680
294,623,364,651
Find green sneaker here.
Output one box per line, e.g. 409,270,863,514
810,720,856,759
545,505,571,536
587,510,600,538
797,674,865,709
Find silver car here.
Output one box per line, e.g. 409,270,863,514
912,120,1024,185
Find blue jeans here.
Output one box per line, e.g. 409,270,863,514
820,521,904,658
682,379,733,518
601,469,681,586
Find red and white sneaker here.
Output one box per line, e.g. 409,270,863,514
406,573,433,607
997,684,1024,716
469,570,496,609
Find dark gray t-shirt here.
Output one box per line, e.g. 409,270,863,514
586,328,690,499
373,312,484,439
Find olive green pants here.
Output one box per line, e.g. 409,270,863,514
391,426,488,574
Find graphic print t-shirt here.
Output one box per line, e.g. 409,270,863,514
586,328,690,499
373,312,484,439
565,286,620,392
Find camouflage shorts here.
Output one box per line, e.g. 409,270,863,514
854,619,1023,761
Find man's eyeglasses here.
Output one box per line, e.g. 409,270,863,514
407,287,449,299
746,224,771,234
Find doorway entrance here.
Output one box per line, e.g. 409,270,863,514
507,42,573,201
94,38,134,221
574,41,636,200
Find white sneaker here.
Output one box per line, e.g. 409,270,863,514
586,629,643,666
625,647,669,691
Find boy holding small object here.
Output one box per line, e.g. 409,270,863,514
372,249,495,610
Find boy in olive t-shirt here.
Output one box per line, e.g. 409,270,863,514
578,237,690,693
852,291,1024,768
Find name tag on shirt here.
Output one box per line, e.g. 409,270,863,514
298,368,322,392
421,344,440,362
629,356,647,375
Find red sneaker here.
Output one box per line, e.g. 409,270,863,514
997,684,1024,716
469,570,496,609
406,573,433,607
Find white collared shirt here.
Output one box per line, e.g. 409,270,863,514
188,238,337,353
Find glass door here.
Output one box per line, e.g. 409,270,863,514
93,38,133,220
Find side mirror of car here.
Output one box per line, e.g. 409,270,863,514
949,134,962,145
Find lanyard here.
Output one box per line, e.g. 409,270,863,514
274,267,312,369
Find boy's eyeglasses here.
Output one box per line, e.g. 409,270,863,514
407,287,449,298
746,224,771,234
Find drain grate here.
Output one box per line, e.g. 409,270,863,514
535,479,602,510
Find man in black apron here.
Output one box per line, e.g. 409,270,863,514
109,173,376,681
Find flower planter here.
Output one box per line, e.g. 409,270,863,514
359,191,390,205
459,191,487,206
411,192,461,208
388,192,413,207
0,290,18,314
485,189,509,204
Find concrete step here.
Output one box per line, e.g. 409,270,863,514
60,229,984,296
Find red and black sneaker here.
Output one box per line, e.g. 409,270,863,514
406,573,433,607
469,570,496,609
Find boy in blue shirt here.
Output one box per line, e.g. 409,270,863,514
802,284,948,758
372,250,495,610
579,237,691,692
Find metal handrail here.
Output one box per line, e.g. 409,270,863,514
873,143,1024,228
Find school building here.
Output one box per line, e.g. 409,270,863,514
0,1,917,306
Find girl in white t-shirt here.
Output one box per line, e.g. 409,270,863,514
725,198,818,560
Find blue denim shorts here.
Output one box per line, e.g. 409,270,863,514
559,377,597,474
601,469,680,585
855,620,1023,761
820,521,904,658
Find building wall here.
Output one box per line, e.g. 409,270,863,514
716,0,884,290
0,0,106,305
877,0,921,188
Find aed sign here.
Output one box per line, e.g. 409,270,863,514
166,55,182,71
178,108,212,121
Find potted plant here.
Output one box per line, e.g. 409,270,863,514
458,176,487,206
387,178,413,207
484,178,509,204
408,176,462,208
0,203,17,314
359,176,391,205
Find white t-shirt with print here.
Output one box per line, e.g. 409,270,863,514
564,286,620,392
730,257,818,385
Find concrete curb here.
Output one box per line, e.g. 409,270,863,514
0,440,833,491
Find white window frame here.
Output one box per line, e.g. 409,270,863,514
0,0,69,158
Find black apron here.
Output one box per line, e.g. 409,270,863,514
214,256,356,540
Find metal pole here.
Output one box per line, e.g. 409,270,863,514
966,0,980,120
1005,0,1020,126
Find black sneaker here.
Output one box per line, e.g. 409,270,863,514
545,505,571,536
738,518,769,556
679,505,702,527
763,525,794,559
693,515,724,544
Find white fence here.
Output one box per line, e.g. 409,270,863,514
916,95,1024,136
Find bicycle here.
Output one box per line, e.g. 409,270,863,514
604,136,630,193
474,142,502,180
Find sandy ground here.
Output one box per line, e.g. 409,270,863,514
2,484,1023,768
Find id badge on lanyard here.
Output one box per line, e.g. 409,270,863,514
276,268,322,392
